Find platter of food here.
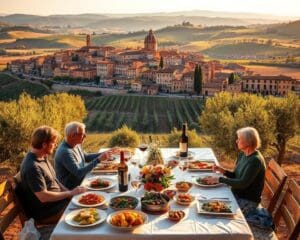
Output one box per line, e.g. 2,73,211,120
65,208,107,227
83,177,116,191
197,200,236,216
193,175,223,188
72,191,109,207
91,163,119,174
109,195,139,210
187,161,215,171
107,210,148,231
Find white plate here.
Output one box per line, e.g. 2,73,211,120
197,199,237,216
83,177,116,191
188,161,215,172
173,150,195,160
107,209,148,231
91,163,118,174
65,208,107,228
193,175,224,188
174,194,195,206
72,191,109,207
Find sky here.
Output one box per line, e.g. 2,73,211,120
0,0,300,17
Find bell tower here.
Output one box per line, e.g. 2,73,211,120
86,34,91,47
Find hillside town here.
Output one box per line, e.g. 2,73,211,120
8,30,300,96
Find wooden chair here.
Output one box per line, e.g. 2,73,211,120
0,180,21,240
273,179,300,240
262,159,287,214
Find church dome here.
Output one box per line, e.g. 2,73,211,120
144,29,157,51
144,29,157,44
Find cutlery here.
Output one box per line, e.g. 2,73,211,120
68,203,109,211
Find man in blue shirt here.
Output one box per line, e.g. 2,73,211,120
54,121,114,189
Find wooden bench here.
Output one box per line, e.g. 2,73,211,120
262,159,287,215
273,179,300,240
0,179,24,240
0,178,54,240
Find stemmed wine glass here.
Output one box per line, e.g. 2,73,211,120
178,160,188,181
138,142,148,167
131,180,142,196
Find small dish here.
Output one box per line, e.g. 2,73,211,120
168,210,186,221
174,193,195,206
175,181,192,192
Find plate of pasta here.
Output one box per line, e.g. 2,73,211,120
72,191,109,207
65,208,107,227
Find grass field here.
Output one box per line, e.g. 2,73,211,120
85,95,204,133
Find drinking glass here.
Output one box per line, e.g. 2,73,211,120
138,143,148,167
178,160,188,181
131,180,142,196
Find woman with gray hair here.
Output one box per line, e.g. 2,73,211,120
209,127,266,216
55,121,117,189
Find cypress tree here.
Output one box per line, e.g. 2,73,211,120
198,65,202,95
194,64,199,93
229,73,235,84
159,56,164,69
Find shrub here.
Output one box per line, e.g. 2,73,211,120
168,128,203,147
108,125,139,148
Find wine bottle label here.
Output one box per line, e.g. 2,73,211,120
179,143,187,153
118,170,128,186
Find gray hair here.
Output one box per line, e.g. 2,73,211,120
237,127,261,149
65,121,86,137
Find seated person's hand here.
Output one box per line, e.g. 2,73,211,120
205,176,219,185
70,186,86,196
98,147,121,162
212,165,225,174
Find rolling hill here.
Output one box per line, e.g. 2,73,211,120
0,21,299,59
0,11,292,33
268,20,300,38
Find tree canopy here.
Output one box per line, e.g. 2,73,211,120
199,92,299,164
0,92,87,164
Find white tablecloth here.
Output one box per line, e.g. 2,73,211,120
50,148,253,240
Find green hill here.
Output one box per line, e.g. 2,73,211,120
0,73,50,101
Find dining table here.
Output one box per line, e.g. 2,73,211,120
50,148,254,240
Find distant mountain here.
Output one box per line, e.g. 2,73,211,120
0,12,294,33
0,14,109,28
100,10,299,20
86,15,279,32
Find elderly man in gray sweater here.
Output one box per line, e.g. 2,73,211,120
54,121,114,189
